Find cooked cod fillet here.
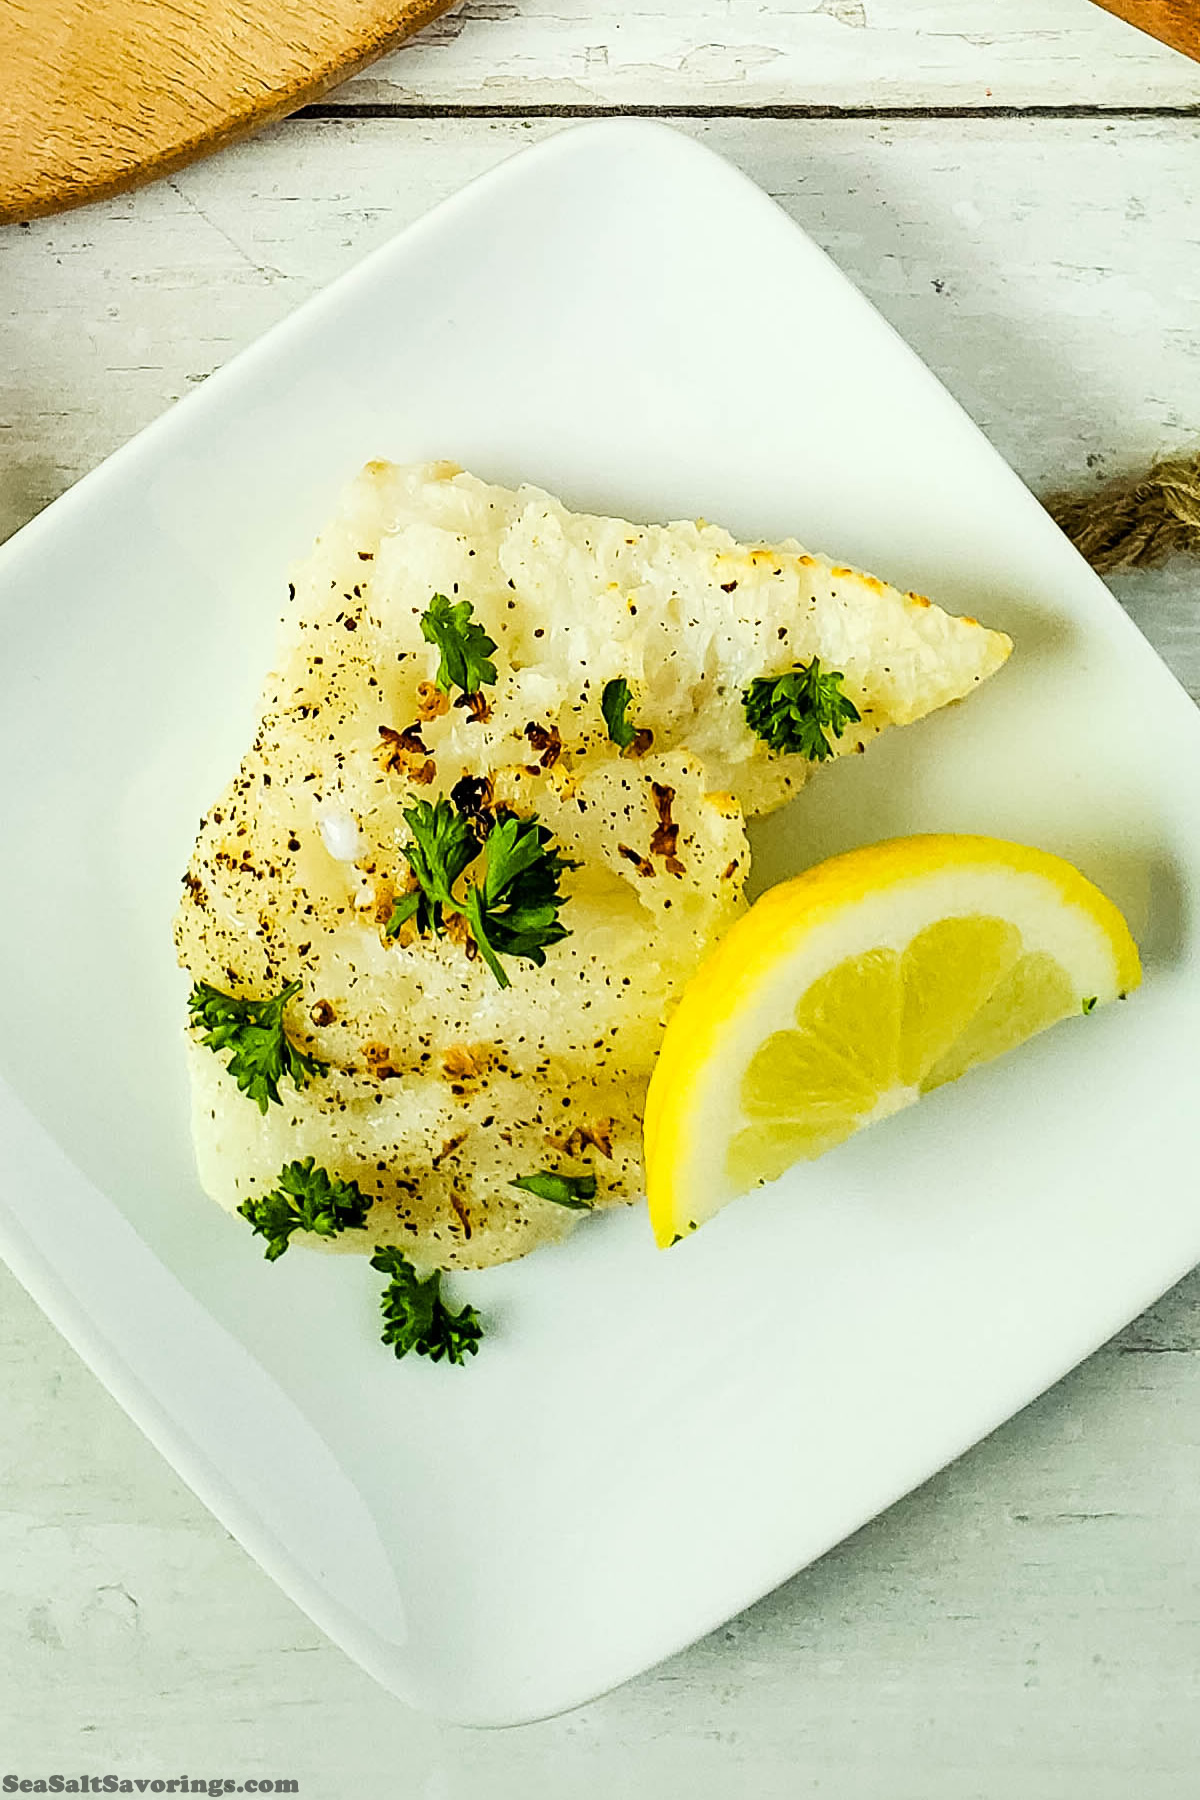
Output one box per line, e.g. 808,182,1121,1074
175,460,1010,1269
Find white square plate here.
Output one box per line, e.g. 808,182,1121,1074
2,121,1199,1726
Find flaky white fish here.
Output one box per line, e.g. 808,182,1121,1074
175,461,1010,1268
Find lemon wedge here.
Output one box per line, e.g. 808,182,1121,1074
645,835,1141,1245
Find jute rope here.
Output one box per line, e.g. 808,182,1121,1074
1047,448,1200,574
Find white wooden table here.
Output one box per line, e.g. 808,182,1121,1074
4,4,1200,1792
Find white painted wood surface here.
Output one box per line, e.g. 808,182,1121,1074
338,0,1200,108
3,70,1200,1800
5,117,1199,684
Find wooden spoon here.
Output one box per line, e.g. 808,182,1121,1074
0,0,453,223
1090,0,1200,63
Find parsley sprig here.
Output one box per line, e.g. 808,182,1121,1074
236,1161,484,1364
387,797,481,937
742,657,861,761
237,1158,371,1261
510,1171,597,1209
420,593,498,700
371,1247,484,1366
461,810,578,987
189,979,327,1113
601,677,637,749
386,798,577,988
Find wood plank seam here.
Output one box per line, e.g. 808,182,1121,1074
295,101,1200,119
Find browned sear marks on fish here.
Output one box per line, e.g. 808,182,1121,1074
650,782,685,875
380,724,427,758
377,724,435,785
447,1191,473,1238
451,772,495,833
372,875,404,932
524,720,562,769
619,844,656,878
444,911,478,957
432,1131,468,1169
415,680,451,721
442,1044,483,1081
548,1117,615,1160
363,1041,402,1080
454,690,492,724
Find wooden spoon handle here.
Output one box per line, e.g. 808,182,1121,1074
1090,0,1200,63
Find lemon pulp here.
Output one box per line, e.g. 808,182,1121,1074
727,914,1078,1189
645,835,1141,1245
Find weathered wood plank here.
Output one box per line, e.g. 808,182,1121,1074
3,1260,1200,1793
4,114,1198,681
330,0,1200,109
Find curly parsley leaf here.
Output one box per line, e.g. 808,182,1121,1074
384,797,576,986
461,808,579,989
420,592,498,699
370,1246,484,1366
742,657,861,761
386,798,481,937
237,1158,372,1262
601,677,637,750
510,1171,597,1209
188,979,327,1114
385,888,423,936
